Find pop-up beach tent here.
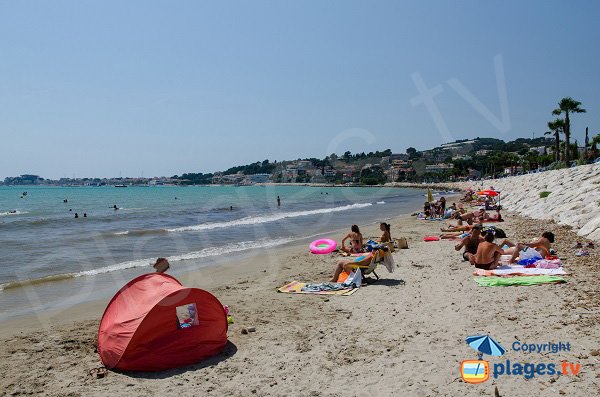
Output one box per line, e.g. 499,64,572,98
98,273,228,371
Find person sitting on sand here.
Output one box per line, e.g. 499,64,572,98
468,231,502,270
378,222,391,243
499,231,555,263
341,225,363,254
153,257,170,273
454,224,484,261
423,202,432,218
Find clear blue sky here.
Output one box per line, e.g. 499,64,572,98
1,0,599,179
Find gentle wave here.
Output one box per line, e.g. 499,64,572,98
0,237,293,291
109,229,168,237
0,273,77,290
168,203,373,233
0,210,27,216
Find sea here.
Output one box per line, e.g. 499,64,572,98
0,185,444,321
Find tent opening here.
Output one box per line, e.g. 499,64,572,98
176,303,199,328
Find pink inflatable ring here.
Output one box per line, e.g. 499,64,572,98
309,239,337,254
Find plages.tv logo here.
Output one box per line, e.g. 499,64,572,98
460,335,505,384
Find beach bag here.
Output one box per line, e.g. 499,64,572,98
397,237,408,249
342,269,362,288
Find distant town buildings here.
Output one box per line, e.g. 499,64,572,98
2,137,565,186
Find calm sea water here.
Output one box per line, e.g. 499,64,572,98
0,185,437,320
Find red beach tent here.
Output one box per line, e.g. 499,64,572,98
97,273,228,371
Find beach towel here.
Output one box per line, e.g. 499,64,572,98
473,266,567,277
277,281,358,296
475,275,566,287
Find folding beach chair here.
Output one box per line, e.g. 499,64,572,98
350,248,395,283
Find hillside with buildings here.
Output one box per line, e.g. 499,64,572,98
4,135,598,186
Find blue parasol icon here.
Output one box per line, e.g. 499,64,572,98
466,335,505,360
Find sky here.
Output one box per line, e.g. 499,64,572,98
1,0,599,179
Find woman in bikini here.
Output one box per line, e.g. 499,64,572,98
341,225,363,253
379,223,391,243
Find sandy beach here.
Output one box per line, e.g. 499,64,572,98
1,194,598,396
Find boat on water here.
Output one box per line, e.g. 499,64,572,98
114,184,127,188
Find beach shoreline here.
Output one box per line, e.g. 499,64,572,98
1,196,599,396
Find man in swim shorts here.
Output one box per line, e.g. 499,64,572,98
454,223,483,261
469,232,503,270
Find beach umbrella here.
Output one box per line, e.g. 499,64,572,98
466,335,505,358
427,189,433,203
478,190,499,197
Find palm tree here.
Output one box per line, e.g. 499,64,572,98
552,97,586,163
545,118,565,162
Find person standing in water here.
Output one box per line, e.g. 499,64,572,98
277,196,281,207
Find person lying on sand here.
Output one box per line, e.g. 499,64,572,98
441,224,474,232
483,209,503,222
439,232,464,239
458,209,487,225
454,224,483,261
499,231,555,263
341,225,363,254
467,232,502,270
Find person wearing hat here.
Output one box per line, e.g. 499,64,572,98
454,223,484,261
153,257,170,273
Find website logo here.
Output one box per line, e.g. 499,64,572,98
460,335,582,383
460,335,505,384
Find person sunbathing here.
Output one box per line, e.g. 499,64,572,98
454,224,483,261
341,225,363,253
441,224,473,232
378,222,391,243
483,209,503,222
457,209,485,225
499,231,555,263
468,232,502,270
330,253,372,282
439,232,464,239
